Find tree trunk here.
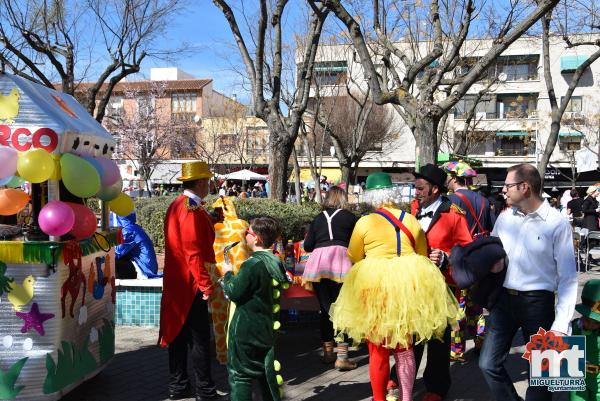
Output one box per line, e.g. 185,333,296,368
537,118,561,189
341,164,351,196
292,147,302,204
415,116,439,167
268,132,294,202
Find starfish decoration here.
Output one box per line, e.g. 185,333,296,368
15,302,55,336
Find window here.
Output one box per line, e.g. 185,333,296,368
219,134,236,148
313,61,347,86
170,129,197,158
171,93,197,113
559,134,582,151
561,96,583,113
497,94,538,119
106,96,123,117
495,134,534,156
453,95,494,119
137,96,153,116
488,56,539,81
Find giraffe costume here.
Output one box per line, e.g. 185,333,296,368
209,196,250,364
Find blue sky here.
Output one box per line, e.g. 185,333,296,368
143,2,249,102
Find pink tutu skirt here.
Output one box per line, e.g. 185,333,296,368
302,245,353,283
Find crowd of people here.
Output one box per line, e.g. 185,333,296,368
155,159,593,401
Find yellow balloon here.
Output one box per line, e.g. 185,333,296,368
109,193,134,216
17,149,54,183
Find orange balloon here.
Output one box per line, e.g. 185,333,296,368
0,188,30,216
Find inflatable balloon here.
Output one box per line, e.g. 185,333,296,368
97,156,121,186
0,176,13,186
81,155,104,180
0,147,18,179
17,149,54,183
109,193,134,216
97,177,122,201
60,153,101,198
38,201,75,236
66,202,97,239
6,176,25,188
0,188,30,216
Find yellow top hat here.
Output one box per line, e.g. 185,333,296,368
177,161,214,182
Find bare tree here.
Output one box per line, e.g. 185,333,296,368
109,82,196,195
537,3,600,187
0,0,186,122
313,90,395,190
310,0,560,167
212,0,328,201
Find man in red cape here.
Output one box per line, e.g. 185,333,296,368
158,161,224,401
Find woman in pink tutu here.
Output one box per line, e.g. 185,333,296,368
302,186,357,371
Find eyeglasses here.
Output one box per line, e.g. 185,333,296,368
245,228,257,238
503,181,524,190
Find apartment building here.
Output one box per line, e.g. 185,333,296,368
303,35,600,189
79,68,270,187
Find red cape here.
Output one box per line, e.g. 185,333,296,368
159,195,216,347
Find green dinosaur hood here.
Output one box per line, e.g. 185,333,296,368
252,251,289,284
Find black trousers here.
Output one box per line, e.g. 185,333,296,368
168,291,217,397
115,258,137,279
413,326,452,397
312,279,343,342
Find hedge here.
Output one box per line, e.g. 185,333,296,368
107,195,408,253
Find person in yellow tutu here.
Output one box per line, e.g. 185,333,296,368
330,172,459,401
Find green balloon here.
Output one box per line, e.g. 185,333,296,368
60,153,101,198
97,177,123,201
6,176,25,188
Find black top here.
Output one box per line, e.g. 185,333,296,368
303,208,358,251
567,198,584,217
581,195,599,231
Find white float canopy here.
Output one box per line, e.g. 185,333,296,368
0,72,116,156
225,169,267,181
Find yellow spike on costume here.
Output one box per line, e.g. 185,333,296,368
273,304,280,313
272,278,279,286
276,375,284,385
273,289,280,299
281,282,289,290
273,321,281,330
274,360,281,371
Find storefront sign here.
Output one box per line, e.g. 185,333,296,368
545,167,561,180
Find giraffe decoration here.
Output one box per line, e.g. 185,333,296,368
209,196,250,364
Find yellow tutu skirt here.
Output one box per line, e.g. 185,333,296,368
330,253,459,349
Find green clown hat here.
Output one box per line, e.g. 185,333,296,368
576,279,600,322
366,172,393,190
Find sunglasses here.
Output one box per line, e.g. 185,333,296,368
245,228,258,238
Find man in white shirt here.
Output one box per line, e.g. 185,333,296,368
479,163,577,401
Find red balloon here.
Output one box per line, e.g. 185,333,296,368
66,202,98,239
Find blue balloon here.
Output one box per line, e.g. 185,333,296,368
0,176,13,186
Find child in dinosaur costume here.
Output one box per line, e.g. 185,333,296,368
210,196,250,364
220,217,290,401
571,279,600,401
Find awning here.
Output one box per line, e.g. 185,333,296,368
560,55,588,72
290,168,342,183
560,132,583,137
496,131,529,137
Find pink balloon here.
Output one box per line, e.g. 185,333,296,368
97,157,121,186
0,147,18,179
38,201,75,236
66,202,98,239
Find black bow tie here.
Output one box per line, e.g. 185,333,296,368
416,211,433,220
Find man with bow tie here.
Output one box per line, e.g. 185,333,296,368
409,163,472,401
159,161,225,401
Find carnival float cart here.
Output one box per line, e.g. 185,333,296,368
0,72,135,400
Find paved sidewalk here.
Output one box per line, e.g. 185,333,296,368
64,271,599,401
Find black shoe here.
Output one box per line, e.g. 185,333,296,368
170,388,193,400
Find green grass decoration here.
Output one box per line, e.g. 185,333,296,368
0,357,28,399
98,319,115,365
43,339,98,394
0,261,14,296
